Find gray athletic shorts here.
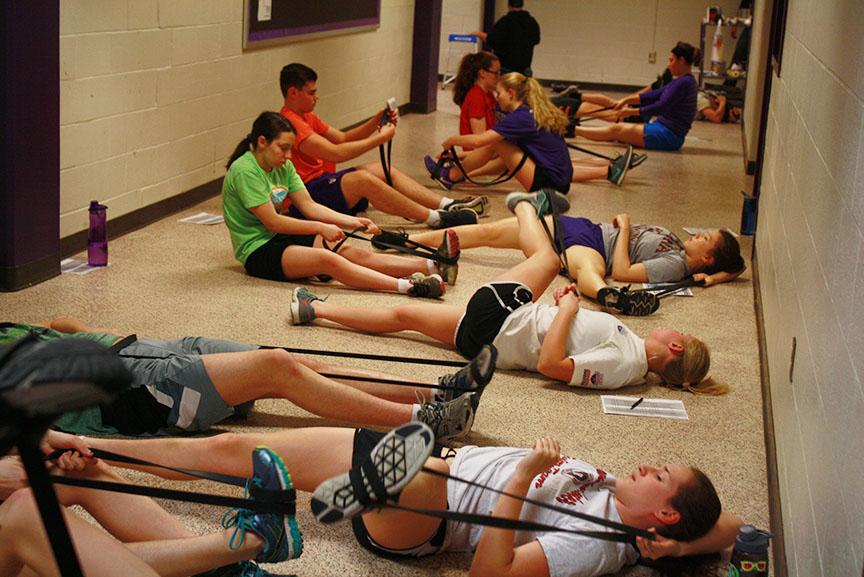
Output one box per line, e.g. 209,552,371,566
118,337,257,433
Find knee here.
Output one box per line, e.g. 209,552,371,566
348,171,382,194
207,432,246,457
1,488,38,524
258,348,303,377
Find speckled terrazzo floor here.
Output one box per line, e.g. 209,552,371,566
0,88,767,577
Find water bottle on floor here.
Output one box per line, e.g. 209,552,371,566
727,525,771,577
88,200,108,266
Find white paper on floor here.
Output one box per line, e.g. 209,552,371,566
61,258,106,275
683,226,739,238
179,212,224,225
643,282,694,297
601,396,689,420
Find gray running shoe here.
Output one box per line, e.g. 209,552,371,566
407,273,445,298
415,392,476,443
436,345,497,410
290,287,323,325
505,189,570,217
435,229,460,285
310,423,434,523
447,195,489,217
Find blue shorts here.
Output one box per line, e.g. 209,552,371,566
289,168,368,218
643,121,685,151
559,216,606,257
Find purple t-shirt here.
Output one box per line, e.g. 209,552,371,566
639,74,697,138
493,106,573,189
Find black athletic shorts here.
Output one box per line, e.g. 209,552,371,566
530,164,570,194
350,429,449,559
454,282,533,359
244,233,317,281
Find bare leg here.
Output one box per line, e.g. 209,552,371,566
563,245,608,299
447,145,497,179
124,532,260,577
492,202,561,298
84,427,358,493
334,242,428,279
468,156,508,178
294,355,437,403
0,490,159,577
489,139,537,192
574,123,646,148
312,301,464,347
570,162,609,182
341,169,433,221
201,349,415,427
359,163,449,209
361,457,450,549
409,216,522,249
280,244,399,292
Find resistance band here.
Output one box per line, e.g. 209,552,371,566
566,141,617,162
262,346,466,368
438,146,529,187
648,278,706,299
332,227,457,265
534,192,575,285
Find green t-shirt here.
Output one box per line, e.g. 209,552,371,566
221,151,306,264
0,322,122,435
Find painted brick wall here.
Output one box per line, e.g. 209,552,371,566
439,0,484,77
441,1,742,85
756,1,864,575
59,0,415,238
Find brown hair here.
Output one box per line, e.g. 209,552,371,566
671,42,702,67
453,51,499,107
656,468,722,541
704,230,745,275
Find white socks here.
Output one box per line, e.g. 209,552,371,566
397,278,412,294
426,209,442,226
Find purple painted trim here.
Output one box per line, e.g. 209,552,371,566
249,16,380,42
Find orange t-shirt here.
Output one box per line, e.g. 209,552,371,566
280,106,337,182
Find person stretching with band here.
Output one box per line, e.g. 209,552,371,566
223,111,456,294
425,73,573,194
291,191,724,394
574,42,701,151
384,212,745,316
71,423,744,577
278,63,485,227
0,320,496,442
0,430,298,577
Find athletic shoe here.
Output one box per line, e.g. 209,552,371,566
222,447,303,564
435,208,477,229
447,195,489,217
557,84,581,97
289,287,322,325
505,189,570,217
424,155,460,190
194,561,295,577
435,344,497,411
597,285,660,316
415,392,476,443
406,273,445,298
435,229,460,285
607,145,633,186
371,229,409,251
629,152,648,168
311,423,435,523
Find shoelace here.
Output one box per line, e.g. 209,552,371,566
222,508,255,552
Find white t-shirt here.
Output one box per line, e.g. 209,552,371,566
445,446,640,577
492,304,648,389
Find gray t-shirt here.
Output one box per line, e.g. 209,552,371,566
601,224,690,283
445,446,639,577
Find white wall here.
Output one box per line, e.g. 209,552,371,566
439,0,484,77
442,0,742,86
756,0,864,575
59,0,415,238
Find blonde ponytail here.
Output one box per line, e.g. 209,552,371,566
498,72,568,135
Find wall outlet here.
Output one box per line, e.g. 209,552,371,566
649,51,656,64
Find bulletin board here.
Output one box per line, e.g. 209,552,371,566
243,0,381,49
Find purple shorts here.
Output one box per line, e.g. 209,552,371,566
289,167,368,218
559,216,606,258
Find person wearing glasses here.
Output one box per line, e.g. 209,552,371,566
277,63,485,229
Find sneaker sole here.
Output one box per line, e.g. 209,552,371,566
438,229,460,285
310,423,434,523
630,154,647,168
623,291,660,316
289,287,307,325
253,447,304,562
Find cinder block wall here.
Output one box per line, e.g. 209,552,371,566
440,0,741,86
59,0,415,238
756,1,864,575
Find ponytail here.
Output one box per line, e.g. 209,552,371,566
226,112,295,171
453,51,499,106
498,72,568,135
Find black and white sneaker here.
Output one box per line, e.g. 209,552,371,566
310,423,435,524
597,285,660,316
435,208,478,229
607,145,633,186
371,230,409,251
436,344,497,410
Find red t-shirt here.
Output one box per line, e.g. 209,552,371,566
459,85,497,148
280,106,337,182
